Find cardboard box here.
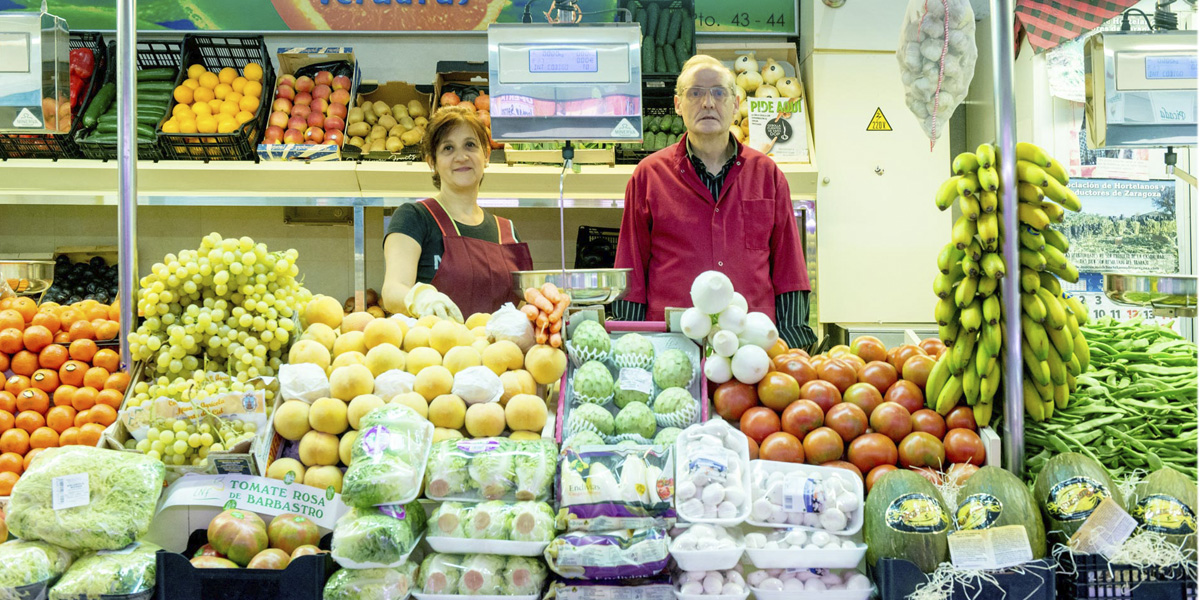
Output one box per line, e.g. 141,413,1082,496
257,47,361,162
341,81,433,161
748,95,811,163
434,61,489,112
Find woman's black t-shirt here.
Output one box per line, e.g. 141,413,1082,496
384,202,520,284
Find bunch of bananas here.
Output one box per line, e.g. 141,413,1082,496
924,141,1092,426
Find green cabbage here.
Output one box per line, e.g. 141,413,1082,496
513,440,558,502
419,553,463,595
468,439,517,500
7,447,164,552
429,502,471,538
425,442,473,499
503,556,548,595
331,500,426,568
323,562,418,600
48,542,160,600
467,502,512,540
508,502,557,543
0,541,73,590
460,554,507,595
343,404,433,508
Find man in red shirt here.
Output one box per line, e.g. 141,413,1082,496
613,55,815,348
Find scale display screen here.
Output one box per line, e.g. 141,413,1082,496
529,48,598,74
1145,55,1196,80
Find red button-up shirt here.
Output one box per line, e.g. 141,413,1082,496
614,134,810,321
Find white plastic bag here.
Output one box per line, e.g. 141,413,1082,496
278,363,330,403
897,0,977,144
487,303,535,352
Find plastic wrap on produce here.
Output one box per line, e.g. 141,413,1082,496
0,540,74,592
429,501,558,543
545,577,675,600
278,363,330,403
6,446,165,552
341,404,434,508
557,445,674,531
425,438,558,503
544,527,670,580
416,553,549,597
48,542,161,600
331,500,427,569
323,561,419,600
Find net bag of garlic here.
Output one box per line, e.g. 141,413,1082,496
896,0,977,146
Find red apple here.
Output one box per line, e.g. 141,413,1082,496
269,110,288,128
263,125,284,144
287,116,307,131
314,71,333,86
279,74,296,88
304,126,324,143
283,128,304,144
295,76,314,93
332,75,351,91
324,116,344,132
291,104,311,120
306,112,325,128
329,90,350,108
326,130,344,146
326,102,347,120
272,97,292,113
294,92,312,106
312,84,331,101
311,98,329,116
274,85,295,101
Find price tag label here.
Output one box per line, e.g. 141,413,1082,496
948,525,1034,570
52,473,90,510
1070,497,1138,555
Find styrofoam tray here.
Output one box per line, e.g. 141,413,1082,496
414,595,539,600
674,590,749,600
749,588,870,600
671,546,744,572
746,461,864,535
674,421,752,526
425,537,550,557
744,544,866,569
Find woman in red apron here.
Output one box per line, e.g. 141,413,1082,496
382,106,533,320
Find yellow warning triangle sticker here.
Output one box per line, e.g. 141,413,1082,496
867,108,892,131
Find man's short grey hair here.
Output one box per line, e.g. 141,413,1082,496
675,54,737,96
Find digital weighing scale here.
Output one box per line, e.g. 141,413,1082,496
0,7,70,134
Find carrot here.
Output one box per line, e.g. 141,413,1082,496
541,282,562,303
549,332,562,348
525,287,554,313
548,295,570,323
521,304,540,321
536,324,549,345
550,319,563,334
536,312,549,330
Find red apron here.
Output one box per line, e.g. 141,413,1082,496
420,199,533,316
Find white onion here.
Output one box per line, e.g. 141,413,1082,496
680,307,713,341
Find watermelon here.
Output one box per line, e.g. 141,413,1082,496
1133,467,1197,550
1033,452,1122,542
864,469,952,573
956,466,1047,559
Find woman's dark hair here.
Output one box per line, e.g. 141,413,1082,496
422,105,491,189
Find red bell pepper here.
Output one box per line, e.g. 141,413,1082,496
69,48,95,79
70,74,84,108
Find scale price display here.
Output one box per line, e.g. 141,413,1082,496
1145,55,1197,80
694,0,793,33
528,48,598,74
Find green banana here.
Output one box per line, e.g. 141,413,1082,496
958,172,981,197
1041,244,1070,271
1033,374,1055,403
981,253,1006,279
937,242,966,275
1022,316,1051,362
1066,295,1089,325
955,275,979,308
1042,227,1069,253
975,339,995,379
1046,348,1067,386
1047,259,1079,283
1017,182,1045,205
1021,340,1051,386
1047,322,1074,361
965,239,983,262
1023,378,1045,422
1066,353,1081,377
1064,305,1082,339
962,255,982,279
1018,202,1051,229
982,294,1001,325
962,365,981,405
981,360,1001,403
1044,396,1055,420
976,143,996,169
978,190,998,213
936,374,964,415
958,195,981,220
961,298,983,333
1067,372,1077,394
935,176,962,210
1019,227,1046,252
953,152,981,175
977,211,999,250
1020,267,1042,294
1037,287,1068,330
974,402,993,428
1042,177,1082,211
952,215,977,250
935,297,959,326
951,329,979,375
1054,381,1069,409
1021,293,1048,323
939,321,961,346
1016,160,1051,187
977,276,998,297
934,272,957,299
1073,331,1091,371
925,355,951,408
977,166,999,192
979,324,1001,365
1019,247,1047,271
1038,272,1063,296
1041,200,1066,223
1044,157,1069,185
1016,141,1051,166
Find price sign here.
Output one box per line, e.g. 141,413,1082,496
695,0,797,34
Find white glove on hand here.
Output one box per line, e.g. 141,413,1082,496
404,283,464,323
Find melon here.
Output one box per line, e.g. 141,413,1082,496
1133,467,1197,550
864,469,951,573
955,466,1047,559
1033,452,1121,542
208,509,269,567
267,513,321,555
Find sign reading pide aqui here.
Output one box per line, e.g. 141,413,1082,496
159,473,349,529
748,97,810,163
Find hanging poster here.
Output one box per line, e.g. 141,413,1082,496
1063,178,1179,275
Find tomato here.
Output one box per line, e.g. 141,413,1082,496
781,399,824,439
888,344,926,373
883,380,926,415
866,464,898,492
910,466,944,486
816,360,857,393
757,372,800,412
820,460,864,485
901,354,936,389
825,402,868,442
799,380,842,413
802,427,844,464
857,360,898,395
713,381,758,421
776,357,818,388
842,382,884,417
868,401,912,443
850,336,887,363
945,406,978,431
767,338,790,359
747,436,759,460
838,354,866,372
897,431,946,469
739,407,781,444
918,338,946,357
945,462,979,486
847,432,898,474
943,428,986,465
759,431,805,463
828,344,851,358
910,409,947,439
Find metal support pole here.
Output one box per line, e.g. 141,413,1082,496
990,0,1023,475
117,0,138,368
353,204,365,312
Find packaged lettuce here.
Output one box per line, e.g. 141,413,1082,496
331,499,427,569
7,447,165,552
0,540,73,591
544,527,670,580
428,502,557,548
425,438,558,503
342,404,434,508
418,553,549,597
48,542,160,600
508,503,557,543
323,562,419,600
467,502,512,540
429,502,471,539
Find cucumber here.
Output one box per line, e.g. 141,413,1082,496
681,15,694,49
83,82,115,127
670,115,684,135
674,38,690,68
97,117,160,133
645,3,659,45
664,46,679,73
645,115,659,133
655,47,666,73
865,470,951,574
83,132,155,145
955,467,1047,559
656,7,672,45
136,68,178,81
656,132,668,149
135,81,175,95
642,37,655,72
666,10,682,42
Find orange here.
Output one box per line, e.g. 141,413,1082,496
59,360,87,386
95,320,120,341
226,91,244,106
14,410,43,434
0,452,22,474
0,328,22,354
53,331,71,344
198,71,219,90
46,406,75,433
0,392,14,413
243,62,263,82
58,427,79,446
192,101,212,116
97,388,124,410
231,76,248,93
38,344,68,370
11,297,36,323
84,304,108,321
83,366,110,389
217,118,239,134
234,110,255,126
179,118,198,134
30,369,58,393
196,115,218,134
0,309,23,331
58,308,84,329
0,428,28,455
68,339,97,362
51,384,76,407
107,301,120,322
183,78,200,90
0,352,7,372
173,102,194,118
22,325,52,353
243,80,263,99
29,427,58,449
0,297,11,310
30,312,60,334
187,64,206,80
16,388,48,414
161,119,180,134
22,448,42,470
104,371,130,393
10,351,38,376
0,471,18,495
74,409,90,428
78,423,104,447
5,375,30,396
193,87,215,104
174,85,194,105
68,320,95,342
37,301,60,312
238,93,260,112
71,386,97,411
218,66,238,84
93,349,120,372
0,411,12,433
87,403,116,426
214,83,233,100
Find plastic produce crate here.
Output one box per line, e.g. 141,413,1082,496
622,0,696,79
574,225,620,269
155,530,333,600
1057,553,1197,600
75,39,180,162
874,558,1057,600
157,35,275,161
616,84,676,164
0,32,107,160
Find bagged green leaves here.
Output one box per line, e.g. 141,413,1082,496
323,562,419,600
424,438,558,502
331,500,426,569
342,404,434,508
0,540,74,591
48,542,161,600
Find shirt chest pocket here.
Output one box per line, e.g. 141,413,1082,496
742,199,773,250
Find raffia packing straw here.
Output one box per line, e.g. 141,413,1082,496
909,561,1053,600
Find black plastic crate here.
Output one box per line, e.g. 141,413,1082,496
0,32,106,160
616,86,677,165
155,529,332,600
575,225,620,269
1057,553,1197,600
622,0,696,79
874,558,1057,600
75,39,180,162
157,35,275,161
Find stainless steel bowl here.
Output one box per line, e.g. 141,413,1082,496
0,260,55,298
1104,273,1197,316
512,269,631,305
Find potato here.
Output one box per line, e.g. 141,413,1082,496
346,122,371,138
378,115,398,130
388,124,407,138
349,135,366,147
369,124,387,140
392,105,409,119
373,101,391,116
401,128,423,146
407,100,427,118
399,116,416,130
413,116,428,128
385,137,403,153
347,107,365,125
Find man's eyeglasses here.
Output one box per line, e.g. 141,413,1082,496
683,86,731,102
